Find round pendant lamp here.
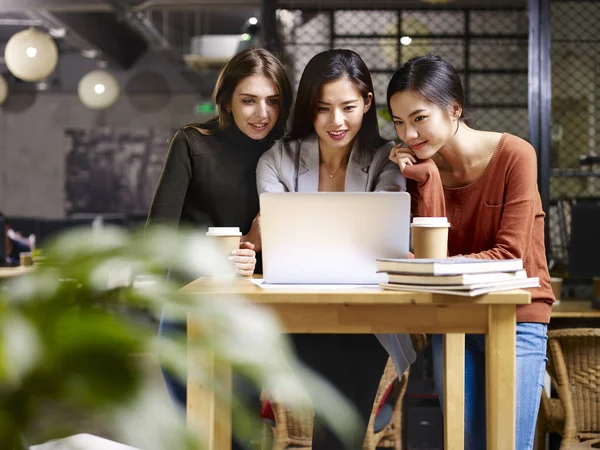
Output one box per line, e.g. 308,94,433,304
78,70,120,110
4,28,59,82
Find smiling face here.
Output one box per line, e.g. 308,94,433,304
389,89,460,159
229,75,280,140
312,78,372,154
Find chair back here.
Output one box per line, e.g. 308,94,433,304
547,328,600,435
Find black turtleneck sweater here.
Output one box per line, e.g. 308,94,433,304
146,124,276,272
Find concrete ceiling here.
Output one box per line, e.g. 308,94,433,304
0,11,41,43
0,1,150,70
0,0,529,51
0,0,529,82
0,0,261,62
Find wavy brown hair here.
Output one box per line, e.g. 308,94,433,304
186,48,293,138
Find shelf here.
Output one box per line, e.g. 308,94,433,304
551,169,600,177
183,54,230,71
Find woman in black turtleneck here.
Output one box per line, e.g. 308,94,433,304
147,48,292,269
145,48,293,429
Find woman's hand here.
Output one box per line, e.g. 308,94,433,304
389,144,417,173
242,213,261,252
230,241,256,277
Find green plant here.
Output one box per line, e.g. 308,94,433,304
377,108,392,122
0,226,360,449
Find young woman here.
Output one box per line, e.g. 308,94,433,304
256,49,416,449
386,54,553,450
146,48,293,432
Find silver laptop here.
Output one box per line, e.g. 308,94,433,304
260,192,411,284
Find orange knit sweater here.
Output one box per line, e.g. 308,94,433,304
403,133,554,323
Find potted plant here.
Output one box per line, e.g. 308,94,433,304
0,226,358,449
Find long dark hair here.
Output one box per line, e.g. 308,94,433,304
287,49,387,151
387,54,467,122
185,48,293,138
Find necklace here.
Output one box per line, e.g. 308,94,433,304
321,161,348,178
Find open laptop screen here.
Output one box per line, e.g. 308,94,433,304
260,192,411,284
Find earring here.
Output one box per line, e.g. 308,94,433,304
226,108,231,114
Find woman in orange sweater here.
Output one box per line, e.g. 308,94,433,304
386,54,554,450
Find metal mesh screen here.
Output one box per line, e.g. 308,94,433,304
548,1,600,277
276,6,528,142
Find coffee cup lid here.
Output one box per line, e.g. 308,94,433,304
411,217,451,228
206,227,242,236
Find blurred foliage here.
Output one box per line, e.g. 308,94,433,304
0,226,360,450
377,108,392,122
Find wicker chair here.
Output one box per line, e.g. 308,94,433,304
536,328,600,450
261,358,409,450
260,386,314,450
261,334,427,450
362,360,409,450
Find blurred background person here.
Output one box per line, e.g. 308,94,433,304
0,211,32,266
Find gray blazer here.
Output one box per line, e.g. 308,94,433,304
257,132,406,193
256,132,416,379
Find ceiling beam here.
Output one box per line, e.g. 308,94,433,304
133,0,261,11
49,10,149,69
0,18,42,25
0,0,112,12
0,0,263,13
25,9,102,53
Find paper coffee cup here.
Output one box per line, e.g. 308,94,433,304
551,277,562,301
206,227,242,258
411,217,450,259
19,252,33,267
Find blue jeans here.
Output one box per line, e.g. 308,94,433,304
432,323,548,450
157,314,187,407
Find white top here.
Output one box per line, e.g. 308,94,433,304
206,227,241,236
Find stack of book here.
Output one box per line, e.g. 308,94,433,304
376,257,540,296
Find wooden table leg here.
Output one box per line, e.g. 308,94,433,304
444,333,465,450
486,304,516,450
188,315,233,450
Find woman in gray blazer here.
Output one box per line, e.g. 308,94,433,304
256,49,416,450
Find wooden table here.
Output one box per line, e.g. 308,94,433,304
181,277,531,450
0,266,34,279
